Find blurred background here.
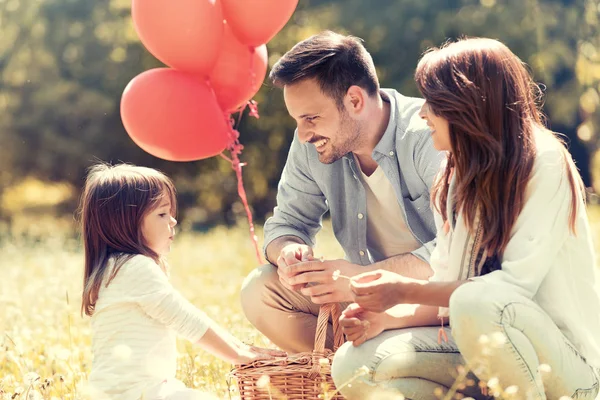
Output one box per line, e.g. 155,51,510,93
2,1,600,398
1,0,599,234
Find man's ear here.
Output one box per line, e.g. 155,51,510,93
345,85,366,115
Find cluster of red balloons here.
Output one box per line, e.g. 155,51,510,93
121,0,298,161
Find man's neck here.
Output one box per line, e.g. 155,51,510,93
353,93,391,175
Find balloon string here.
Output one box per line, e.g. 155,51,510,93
215,47,262,263
221,105,262,264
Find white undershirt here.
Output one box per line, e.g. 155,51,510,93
357,158,421,259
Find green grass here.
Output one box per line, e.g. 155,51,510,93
0,207,598,399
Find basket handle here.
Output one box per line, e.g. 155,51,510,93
313,303,344,353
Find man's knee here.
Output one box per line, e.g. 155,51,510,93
240,264,278,320
240,264,278,302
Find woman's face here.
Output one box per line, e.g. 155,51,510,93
418,102,451,152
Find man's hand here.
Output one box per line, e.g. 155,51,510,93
276,242,315,292
350,269,416,312
339,303,387,346
286,259,363,304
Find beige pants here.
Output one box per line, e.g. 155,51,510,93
240,264,350,353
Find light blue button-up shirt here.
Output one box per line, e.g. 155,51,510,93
264,89,445,266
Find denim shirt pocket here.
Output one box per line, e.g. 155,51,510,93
405,194,430,212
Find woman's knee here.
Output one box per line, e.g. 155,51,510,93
331,341,371,386
449,282,514,355
331,331,424,399
449,282,504,326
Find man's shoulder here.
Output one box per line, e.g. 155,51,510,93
383,89,430,144
384,88,423,115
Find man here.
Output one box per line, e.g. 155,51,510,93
241,31,444,353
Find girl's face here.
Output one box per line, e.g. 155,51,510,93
418,101,451,152
141,199,177,257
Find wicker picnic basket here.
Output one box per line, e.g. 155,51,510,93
230,303,346,399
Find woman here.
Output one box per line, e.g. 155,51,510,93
330,38,600,400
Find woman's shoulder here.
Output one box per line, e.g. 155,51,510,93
528,129,577,199
532,129,570,174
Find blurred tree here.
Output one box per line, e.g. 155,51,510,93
0,0,596,226
577,0,600,192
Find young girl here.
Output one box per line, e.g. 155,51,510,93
331,38,600,400
80,163,284,400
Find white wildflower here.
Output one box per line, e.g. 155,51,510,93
26,390,43,400
478,334,490,345
256,375,270,389
357,365,370,375
504,385,519,395
490,332,506,348
23,372,40,385
487,377,500,389
538,364,552,374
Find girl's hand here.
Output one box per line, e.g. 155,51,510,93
233,344,287,365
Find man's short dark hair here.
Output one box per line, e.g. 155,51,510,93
269,31,380,108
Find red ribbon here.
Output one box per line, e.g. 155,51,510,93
220,101,263,264
217,47,264,264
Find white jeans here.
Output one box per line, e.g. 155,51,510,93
331,282,599,400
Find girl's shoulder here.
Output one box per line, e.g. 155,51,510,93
109,254,164,282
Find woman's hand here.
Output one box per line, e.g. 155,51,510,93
350,269,413,312
232,344,287,365
339,303,387,346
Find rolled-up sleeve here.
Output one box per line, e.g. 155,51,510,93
263,132,329,251
470,147,574,298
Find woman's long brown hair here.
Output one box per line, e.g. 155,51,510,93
78,163,177,316
415,38,584,257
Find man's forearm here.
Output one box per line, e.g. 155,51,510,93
367,253,433,280
265,235,307,266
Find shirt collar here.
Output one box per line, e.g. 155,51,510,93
373,89,398,158
343,88,398,162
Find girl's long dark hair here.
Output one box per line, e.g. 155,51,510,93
78,163,176,316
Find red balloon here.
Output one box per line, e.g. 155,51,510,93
221,0,298,46
132,0,223,75
209,22,268,112
121,69,231,162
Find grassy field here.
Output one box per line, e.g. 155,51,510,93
0,207,598,399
